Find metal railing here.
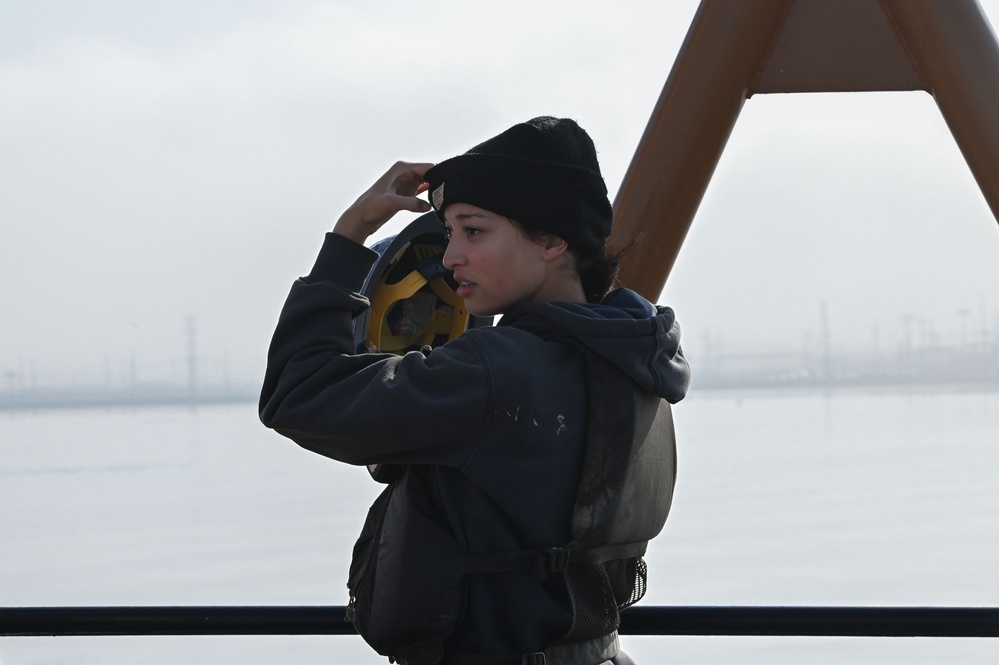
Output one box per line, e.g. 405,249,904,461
3,605,998,638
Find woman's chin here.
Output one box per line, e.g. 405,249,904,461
464,299,499,319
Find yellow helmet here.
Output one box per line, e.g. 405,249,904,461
354,212,492,354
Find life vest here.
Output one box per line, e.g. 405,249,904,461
346,344,677,665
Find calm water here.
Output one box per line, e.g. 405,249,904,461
1,388,997,664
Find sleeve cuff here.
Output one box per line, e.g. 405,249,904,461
304,232,379,292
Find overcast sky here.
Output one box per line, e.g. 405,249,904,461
3,0,999,390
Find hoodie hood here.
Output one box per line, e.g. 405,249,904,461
498,288,690,403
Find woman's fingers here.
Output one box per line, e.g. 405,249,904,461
332,161,436,243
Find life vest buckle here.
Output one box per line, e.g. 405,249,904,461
542,547,570,572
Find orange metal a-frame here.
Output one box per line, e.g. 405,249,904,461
611,0,999,300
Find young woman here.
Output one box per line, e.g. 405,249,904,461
260,117,690,665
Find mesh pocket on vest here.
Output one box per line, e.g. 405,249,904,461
606,556,647,609
558,555,649,644
560,563,619,642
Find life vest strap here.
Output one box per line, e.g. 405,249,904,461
441,631,619,665
460,542,648,577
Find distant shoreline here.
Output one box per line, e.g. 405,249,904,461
0,386,258,412
3,375,998,412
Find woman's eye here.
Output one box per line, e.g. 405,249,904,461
465,227,481,237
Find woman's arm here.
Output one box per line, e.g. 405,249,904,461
258,164,490,467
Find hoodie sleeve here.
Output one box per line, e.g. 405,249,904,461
258,232,491,467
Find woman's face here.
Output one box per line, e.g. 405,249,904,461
442,203,555,316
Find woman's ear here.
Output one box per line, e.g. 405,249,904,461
540,234,570,261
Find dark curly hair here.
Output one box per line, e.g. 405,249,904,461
515,222,620,303
572,243,621,303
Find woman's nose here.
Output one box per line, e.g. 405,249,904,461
443,239,462,269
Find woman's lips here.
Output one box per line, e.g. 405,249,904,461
453,274,474,298
456,282,474,298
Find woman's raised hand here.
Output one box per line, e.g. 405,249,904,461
333,161,435,244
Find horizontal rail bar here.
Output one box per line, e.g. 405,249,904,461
2,606,998,638
0,606,340,637
622,606,999,637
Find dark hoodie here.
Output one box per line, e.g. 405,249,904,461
259,232,690,663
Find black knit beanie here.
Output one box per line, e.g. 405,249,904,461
424,116,613,253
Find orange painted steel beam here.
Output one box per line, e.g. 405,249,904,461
609,0,795,300
881,0,999,230
752,0,925,93
611,0,999,301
